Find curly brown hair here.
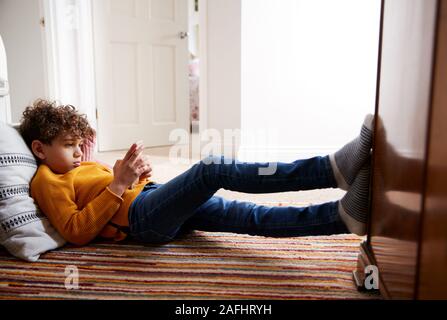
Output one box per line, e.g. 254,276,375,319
19,99,95,150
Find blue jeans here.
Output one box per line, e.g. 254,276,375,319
128,155,349,243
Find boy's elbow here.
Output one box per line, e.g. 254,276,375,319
61,219,98,246
62,229,95,246
68,237,91,246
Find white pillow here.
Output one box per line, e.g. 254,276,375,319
0,121,66,261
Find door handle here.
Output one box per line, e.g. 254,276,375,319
179,31,189,39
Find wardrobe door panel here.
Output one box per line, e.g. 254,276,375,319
369,0,438,299
418,0,447,300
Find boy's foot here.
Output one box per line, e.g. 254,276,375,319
338,161,371,236
329,114,374,190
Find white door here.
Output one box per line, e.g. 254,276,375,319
92,0,189,151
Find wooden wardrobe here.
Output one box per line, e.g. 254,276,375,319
353,0,447,299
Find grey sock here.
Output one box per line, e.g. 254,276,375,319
330,114,374,190
338,161,371,236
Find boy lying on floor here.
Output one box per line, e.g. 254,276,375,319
20,99,373,246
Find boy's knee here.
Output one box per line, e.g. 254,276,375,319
193,155,223,183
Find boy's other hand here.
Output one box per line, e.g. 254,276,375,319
138,155,153,181
81,134,96,162
80,132,113,169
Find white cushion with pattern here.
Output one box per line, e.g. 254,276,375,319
0,121,65,261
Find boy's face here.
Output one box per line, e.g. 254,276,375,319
35,134,84,174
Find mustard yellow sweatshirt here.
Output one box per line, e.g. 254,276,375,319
30,162,148,245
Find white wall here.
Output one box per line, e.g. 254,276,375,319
0,0,47,123
203,0,242,154
240,0,381,162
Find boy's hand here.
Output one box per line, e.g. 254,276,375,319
81,134,97,162
108,141,147,196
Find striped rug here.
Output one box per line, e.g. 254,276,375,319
0,201,380,300
0,231,379,300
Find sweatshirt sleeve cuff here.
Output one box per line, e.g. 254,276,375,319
89,187,123,219
105,186,124,202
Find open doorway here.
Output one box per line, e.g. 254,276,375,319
188,0,200,135
42,0,193,151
